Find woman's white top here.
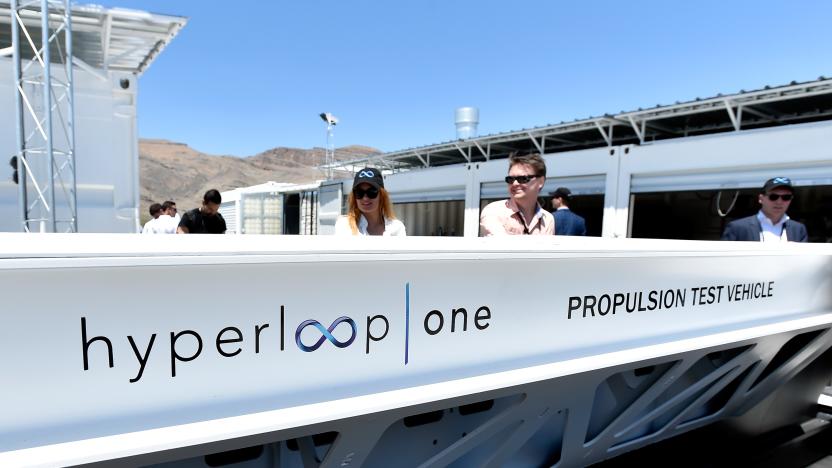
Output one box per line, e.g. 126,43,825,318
334,215,407,236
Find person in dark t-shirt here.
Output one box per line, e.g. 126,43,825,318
177,189,227,234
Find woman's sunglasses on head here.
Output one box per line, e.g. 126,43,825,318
354,187,380,199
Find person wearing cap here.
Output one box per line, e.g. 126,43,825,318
480,152,554,236
550,187,586,236
335,168,407,236
721,177,807,242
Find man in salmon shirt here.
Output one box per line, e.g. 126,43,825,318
480,152,554,236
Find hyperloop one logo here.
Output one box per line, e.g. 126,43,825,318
295,316,357,352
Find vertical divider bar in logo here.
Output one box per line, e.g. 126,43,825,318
405,282,410,365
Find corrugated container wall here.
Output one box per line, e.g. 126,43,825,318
394,201,464,236
242,192,282,234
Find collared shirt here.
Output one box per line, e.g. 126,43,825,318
480,198,554,236
141,218,157,234
757,210,789,242
335,215,407,236
145,214,178,234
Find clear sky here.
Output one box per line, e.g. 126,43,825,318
95,0,831,157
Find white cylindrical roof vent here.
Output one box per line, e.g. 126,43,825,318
455,107,479,139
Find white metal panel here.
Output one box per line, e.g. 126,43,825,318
383,165,468,203
480,174,606,200
317,181,343,235
389,187,465,203
0,234,830,466
474,148,614,195
625,121,832,193
0,59,140,233
219,201,238,234
631,163,832,193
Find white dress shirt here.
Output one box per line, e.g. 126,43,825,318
757,211,789,242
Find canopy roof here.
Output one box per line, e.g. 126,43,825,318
335,77,832,172
0,1,187,75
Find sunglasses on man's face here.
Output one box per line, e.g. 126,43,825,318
354,187,379,199
766,193,793,201
505,175,538,184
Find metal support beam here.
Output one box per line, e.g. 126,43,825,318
42,0,56,231
628,116,645,144
11,0,28,232
473,140,488,160
11,0,77,232
412,151,428,168
594,120,613,146
544,135,578,145
101,12,112,70
453,143,471,163
71,56,107,82
643,120,678,136
723,100,740,131
741,105,780,122
526,133,544,153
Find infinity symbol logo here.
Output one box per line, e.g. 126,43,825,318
358,170,375,178
295,316,357,352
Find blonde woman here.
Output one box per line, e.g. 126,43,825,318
335,168,406,236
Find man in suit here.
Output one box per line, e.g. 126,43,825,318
721,177,808,242
550,187,586,236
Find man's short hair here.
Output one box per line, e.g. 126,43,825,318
149,203,163,217
203,189,222,205
162,200,176,210
508,152,546,178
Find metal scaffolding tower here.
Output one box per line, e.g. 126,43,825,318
10,0,76,232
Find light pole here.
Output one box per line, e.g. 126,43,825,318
319,112,339,179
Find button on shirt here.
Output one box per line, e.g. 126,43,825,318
757,211,789,242
480,198,554,236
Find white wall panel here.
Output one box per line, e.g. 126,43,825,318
0,58,140,233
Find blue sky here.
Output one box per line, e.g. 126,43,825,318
96,1,832,157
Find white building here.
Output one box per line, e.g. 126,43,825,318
317,78,832,240
0,2,186,232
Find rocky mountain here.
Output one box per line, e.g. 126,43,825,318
139,139,378,220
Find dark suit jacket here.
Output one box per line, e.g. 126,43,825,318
553,209,587,236
721,214,808,242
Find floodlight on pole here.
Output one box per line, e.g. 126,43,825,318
319,112,338,179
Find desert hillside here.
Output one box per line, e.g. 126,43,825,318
139,139,378,220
